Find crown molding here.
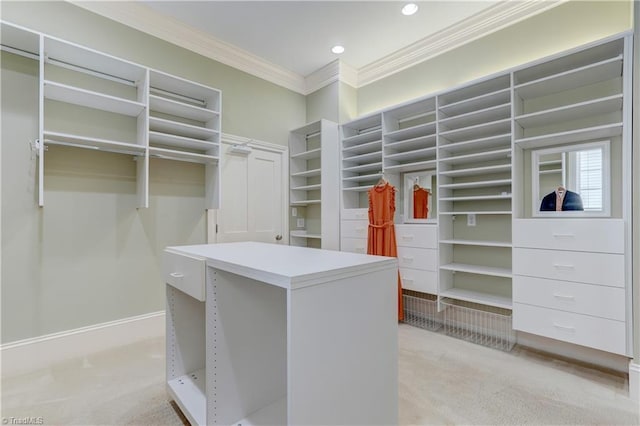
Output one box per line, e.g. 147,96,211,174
305,60,340,94
69,0,565,94
358,0,568,87
69,1,306,94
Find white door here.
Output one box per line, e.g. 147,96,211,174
215,142,285,244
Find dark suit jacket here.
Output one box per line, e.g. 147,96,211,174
540,190,584,211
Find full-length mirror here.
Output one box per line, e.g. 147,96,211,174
403,171,436,223
532,140,610,217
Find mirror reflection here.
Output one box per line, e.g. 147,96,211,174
404,171,435,222
532,141,609,216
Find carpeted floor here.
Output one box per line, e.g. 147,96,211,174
2,324,638,425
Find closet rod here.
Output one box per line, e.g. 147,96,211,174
45,56,137,87
1,44,39,60
149,86,207,107
44,139,145,156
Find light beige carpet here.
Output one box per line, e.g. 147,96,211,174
1,324,638,425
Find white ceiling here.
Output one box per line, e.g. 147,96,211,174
73,0,563,93
141,1,499,77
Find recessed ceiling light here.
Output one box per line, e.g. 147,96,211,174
331,45,345,54
402,3,418,16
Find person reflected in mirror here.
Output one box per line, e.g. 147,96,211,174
540,186,584,211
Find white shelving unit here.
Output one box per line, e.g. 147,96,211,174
337,34,632,346
289,120,339,249
382,97,438,175
437,73,513,309
340,114,383,209
1,22,222,209
149,70,221,209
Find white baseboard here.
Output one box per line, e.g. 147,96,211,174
516,331,630,373
629,362,640,403
0,311,165,378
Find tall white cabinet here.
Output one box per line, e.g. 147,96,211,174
339,32,633,357
289,120,339,249
1,21,222,209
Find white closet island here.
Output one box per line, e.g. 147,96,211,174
163,242,399,426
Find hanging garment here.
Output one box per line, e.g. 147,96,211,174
367,182,404,321
539,188,584,211
413,187,429,219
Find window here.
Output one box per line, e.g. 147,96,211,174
576,149,603,211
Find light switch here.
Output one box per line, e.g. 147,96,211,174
467,214,476,227
297,218,305,228
292,207,298,217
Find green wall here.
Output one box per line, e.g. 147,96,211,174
0,1,305,343
358,0,632,115
306,82,339,123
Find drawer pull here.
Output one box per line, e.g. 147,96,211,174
356,227,365,232
402,278,414,284
356,213,365,219
169,272,184,281
401,235,414,240
355,248,365,253
553,263,575,270
553,293,575,301
553,323,576,332
402,257,414,263
552,233,575,238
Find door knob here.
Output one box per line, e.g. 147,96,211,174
275,235,283,241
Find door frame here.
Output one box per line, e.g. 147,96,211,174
207,133,289,244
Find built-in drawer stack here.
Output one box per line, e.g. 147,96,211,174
512,219,626,355
340,208,369,254
396,224,438,295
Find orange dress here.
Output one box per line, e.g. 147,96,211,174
413,188,429,219
367,182,404,321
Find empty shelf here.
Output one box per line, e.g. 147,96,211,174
384,146,436,162
385,121,436,141
514,123,622,149
290,231,322,239
167,369,206,426
342,129,382,147
438,118,511,142
515,55,623,99
440,263,512,278
439,211,512,215
342,140,382,155
149,116,217,140
291,184,321,191
439,88,511,117
342,185,373,192
291,148,321,160
291,168,321,178
440,194,511,202
150,94,218,123
384,160,437,173
233,396,287,426
290,199,321,206
439,103,511,131
440,288,512,310
515,94,622,128
342,173,381,183
439,239,512,248
439,148,511,165
439,133,511,154
440,164,511,177
439,179,512,190
149,131,219,151
384,134,436,153
342,162,382,174
343,151,382,164
44,80,145,117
